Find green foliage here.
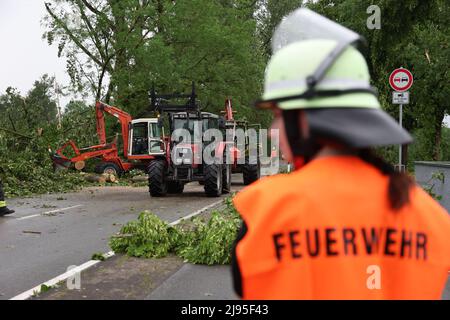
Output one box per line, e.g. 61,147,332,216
256,0,303,59
43,0,270,127
40,284,52,293
177,205,241,265
3,0,448,197
0,159,86,198
442,128,450,161
0,125,88,197
423,171,445,201
109,196,242,265
110,211,180,258
306,0,450,163
0,77,94,197
127,169,146,178
0,75,58,131
91,252,106,261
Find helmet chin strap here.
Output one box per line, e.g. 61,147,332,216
282,110,322,169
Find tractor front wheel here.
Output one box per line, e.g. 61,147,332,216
148,160,168,197
243,162,260,186
204,164,223,197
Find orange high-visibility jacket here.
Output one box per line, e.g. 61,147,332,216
232,155,450,300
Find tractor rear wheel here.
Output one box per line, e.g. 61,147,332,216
204,164,223,197
167,181,184,194
95,162,123,176
243,162,260,186
148,160,168,197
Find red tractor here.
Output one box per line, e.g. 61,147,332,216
147,85,235,197
50,101,164,175
222,99,261,185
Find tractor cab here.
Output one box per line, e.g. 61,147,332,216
170,112,221,167
129,118,165,156
171,112,220,138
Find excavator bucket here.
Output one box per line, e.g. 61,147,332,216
49,151,71,172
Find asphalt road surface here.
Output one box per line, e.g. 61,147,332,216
0,177,244,300
1,171,449,300
146,264,238,300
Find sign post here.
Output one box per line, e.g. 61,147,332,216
399,104,402,167
389,68,413,172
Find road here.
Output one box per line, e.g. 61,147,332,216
0,178,244,300
1,170,449,300
146,264,238,300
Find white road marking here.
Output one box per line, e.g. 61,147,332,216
10,260,100,300
9,199,225,300
169,199,224,226
16,214,41,221
16,205,83,221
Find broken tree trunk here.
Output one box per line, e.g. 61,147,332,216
85,174,107,184
131,175,148,183
74,161,86,171
102,173,117,183
111,234,133,239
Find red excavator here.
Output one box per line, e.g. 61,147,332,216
50,101,165,175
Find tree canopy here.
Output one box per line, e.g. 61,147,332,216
0,0,448,198
43,0,271,125
306,0,449,162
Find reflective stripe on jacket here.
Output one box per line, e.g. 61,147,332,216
0,179,5,207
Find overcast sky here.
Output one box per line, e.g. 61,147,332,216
0,0,448,126
0,0,70,104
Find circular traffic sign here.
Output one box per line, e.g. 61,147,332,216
389,68,413,92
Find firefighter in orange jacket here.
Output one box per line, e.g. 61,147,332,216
231,8,450,300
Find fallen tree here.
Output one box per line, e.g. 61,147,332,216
84,173,117,184
109,196,241,265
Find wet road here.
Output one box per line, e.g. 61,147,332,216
0,178,243,299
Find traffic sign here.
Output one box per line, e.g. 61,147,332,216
393,91,409,104
389,68,413,92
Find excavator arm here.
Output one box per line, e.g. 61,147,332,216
95,101,133,157
224,99,234,121
50,102,133,170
